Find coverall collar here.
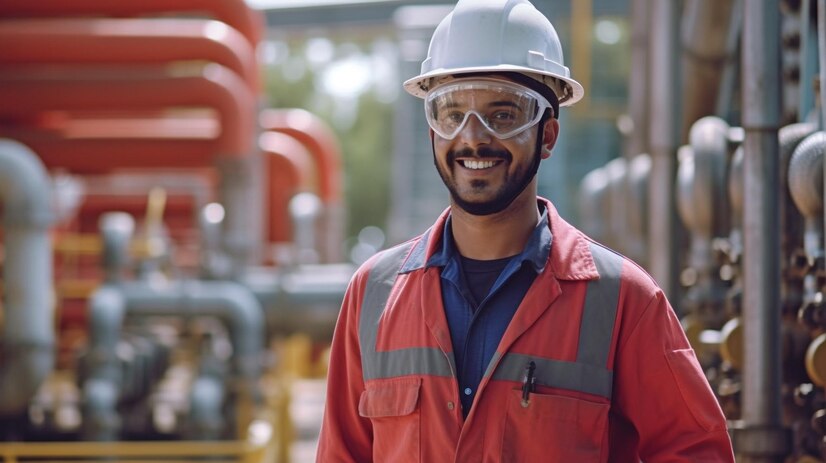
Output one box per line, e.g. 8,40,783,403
425,203,550,273
400,197,600,281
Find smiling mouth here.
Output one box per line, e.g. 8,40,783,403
459,159,501,170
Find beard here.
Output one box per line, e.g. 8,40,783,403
434,144,539,216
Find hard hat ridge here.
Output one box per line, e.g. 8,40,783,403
403,0,584,107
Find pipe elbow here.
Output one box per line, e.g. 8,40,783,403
789,131,826,219
0,139,52,227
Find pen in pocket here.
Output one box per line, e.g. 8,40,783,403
521,360,536,407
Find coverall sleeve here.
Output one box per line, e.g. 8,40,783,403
316,272,373,462
612,289,735,462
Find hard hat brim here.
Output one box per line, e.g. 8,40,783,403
403,65,585,107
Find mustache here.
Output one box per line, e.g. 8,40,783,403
447,146,512,164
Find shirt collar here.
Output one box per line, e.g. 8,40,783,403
426,203,551,273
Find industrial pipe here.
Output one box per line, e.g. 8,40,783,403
626,0,650,157
648,0,682,300
0,18,259,91
0,65,261,270
0,0,265,54
605,157,629,253
84,280,264,439
259,109,345,263
820,0,826,128
625,154,651,266
260,131,315,247
577,166,610,245
0,65,254,156
788,131,825,308
734,0,788,460
0,139,55,417
677,117,729,243
680,0,738,139
676,117,729,330
779,123,817,314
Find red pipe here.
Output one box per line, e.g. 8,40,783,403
0,18,259,91
259,131,316,243
258,109,343,204
0,0,264,50
0,64,255,159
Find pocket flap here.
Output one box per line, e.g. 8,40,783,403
358,377,422,418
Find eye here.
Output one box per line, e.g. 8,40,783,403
489,110,518,128
444,110,465,125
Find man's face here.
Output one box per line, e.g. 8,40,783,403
428,78,557,216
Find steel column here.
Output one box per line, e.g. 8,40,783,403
734,0,789,460
647,0,681,300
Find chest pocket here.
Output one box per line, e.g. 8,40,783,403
358,377,422,463
501,390,608,462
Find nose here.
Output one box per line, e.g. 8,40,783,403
456,112,492,147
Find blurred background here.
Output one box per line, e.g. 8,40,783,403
0,0,822,461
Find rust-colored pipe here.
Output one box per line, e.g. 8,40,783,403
259,131,316,244
0,0,264,51
0,64,254,156
258,109,342,204
0,18,259,91
259,109,344,262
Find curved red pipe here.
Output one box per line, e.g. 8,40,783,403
0,0,264,50
0,18,259,91
259,131,316,243
0,64,255,158
258,109,343,204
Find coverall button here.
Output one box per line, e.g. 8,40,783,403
464,388,472,396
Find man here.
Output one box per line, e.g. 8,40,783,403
317,0,735,461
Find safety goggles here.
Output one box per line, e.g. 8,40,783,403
425,78,553,140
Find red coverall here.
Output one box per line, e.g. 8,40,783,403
317,198,734,462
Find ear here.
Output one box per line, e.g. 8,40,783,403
541,118,559,159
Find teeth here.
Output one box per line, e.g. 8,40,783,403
462,160,497,170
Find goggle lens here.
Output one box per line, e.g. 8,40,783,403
425,79,552,140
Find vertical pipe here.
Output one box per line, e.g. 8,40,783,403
738,0,788,461
0,139,54,417
800,0,817,122
628,0,650,157
648,0,681,301
819,0,826,128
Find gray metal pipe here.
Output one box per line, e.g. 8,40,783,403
735,0,788,460
578,166,610,245
788,131,825,305
817,0,826,129
0,139,54,417
681,0,738,139
627,0,650,157
626,154,652,266
84,280,264,439
648,0,682,301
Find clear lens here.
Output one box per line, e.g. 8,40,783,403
425,78,551,140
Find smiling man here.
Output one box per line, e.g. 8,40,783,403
316,0,734,461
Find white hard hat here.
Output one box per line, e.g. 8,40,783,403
403,0,584,106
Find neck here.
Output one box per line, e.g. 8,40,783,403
449,188,540,260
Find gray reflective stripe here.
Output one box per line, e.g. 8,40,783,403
490,352,613,398
485,242,623,399
576,243,623,368
365,347,454,380
359,238,453,381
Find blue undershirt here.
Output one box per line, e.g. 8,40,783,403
426,204,551,418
